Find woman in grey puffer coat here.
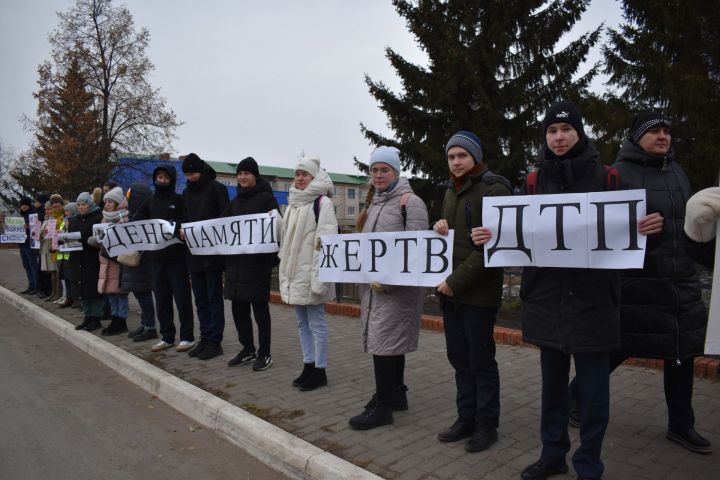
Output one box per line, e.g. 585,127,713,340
348,146,429,431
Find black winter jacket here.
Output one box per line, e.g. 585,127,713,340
612,141,706,360
222,178,279,302
182,161,230,272
521,141,621,354
67,208,103,300
133,165,186,261
121,183,153,293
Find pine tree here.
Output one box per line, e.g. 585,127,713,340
603,0,720,189
362,0,601,188
19,54,106,197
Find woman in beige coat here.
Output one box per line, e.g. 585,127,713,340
348,146,428,430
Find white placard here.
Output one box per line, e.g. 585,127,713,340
0,217,27,243
318,230,454,287
58,231,83,252
483,190,647,269
181,210,280,256
705,224,720,354
98,219,181,257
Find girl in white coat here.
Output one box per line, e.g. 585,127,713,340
279,157,337,391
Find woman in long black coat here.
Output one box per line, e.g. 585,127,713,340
223,157,280,371
68,191,104,331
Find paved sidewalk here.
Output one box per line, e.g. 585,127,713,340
1,249,718,479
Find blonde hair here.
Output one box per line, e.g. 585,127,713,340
91,187,103,206
355,184,375,232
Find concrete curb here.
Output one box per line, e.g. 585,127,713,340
0,285,384,480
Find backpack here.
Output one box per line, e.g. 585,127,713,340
525,165,619,194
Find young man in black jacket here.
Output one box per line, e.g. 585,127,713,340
133,165,196,351
180,153,230,360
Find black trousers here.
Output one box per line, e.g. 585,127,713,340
152,257,194,344
442,301,500,427
373,354,405,405
231,300,271,357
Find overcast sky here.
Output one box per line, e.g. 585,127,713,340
0,0,622,175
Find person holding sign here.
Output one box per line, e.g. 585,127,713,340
684,186,720,267
18,196,39,295
279,157,337,391
223,157,280,372
347,146,429,430
432,131,512,453
57,201,78,308
69,192,105,332
567,113,711,455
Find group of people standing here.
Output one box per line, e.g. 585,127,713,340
14,98,715,480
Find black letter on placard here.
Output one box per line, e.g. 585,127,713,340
140,222,159,244
539,203,581,251
369,239,387,272
486,204,532,262
104,225,127,256
424,237,449,273
244,218,258,244
343,239,361,271
229,220,242,245
260,216,275,244
591,199,642,251
125,225,141,245
211,224,227,245
320,243,339,268
394,237,418,273
199,227,213,247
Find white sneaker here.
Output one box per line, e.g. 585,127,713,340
54,296,66,304
176,340,194,352
151,340,174,352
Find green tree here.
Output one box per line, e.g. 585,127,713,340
362,0,601,189
602,0,720,189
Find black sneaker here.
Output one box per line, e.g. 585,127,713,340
438,418,475,443
188,339,208,358
252,355,273,371
133,329,159,342
666,428,712,454
464,425,498,452
520,458,569,480
228,349,257,367
128,325,145,338
197,341,223,360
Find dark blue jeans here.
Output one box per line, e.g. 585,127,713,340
133,291,156,329
152,258,194,344
540,348,609,480
190,269,225,343
19,244,38,289
442,301,500,427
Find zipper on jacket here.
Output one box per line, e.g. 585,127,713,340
660,158,682,365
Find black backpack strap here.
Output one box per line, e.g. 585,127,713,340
313,195,323,224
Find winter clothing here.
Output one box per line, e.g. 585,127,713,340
294,156,320,178
368,146,402,174
181,153,205,173
446,131,483,164
236,156,260,177
359,177,428,355
67,207,103,301
278,167,337,305
103,186,124,206
611,141,706,360
542,100,585,141
630,111,671,144
685,187,720,243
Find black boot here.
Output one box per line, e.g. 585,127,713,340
85,316,103,332
292,362,315,387
75,317,92,331
128,325,145,338
299,367,327,391
464,424,498,452
348,397,393,430
197,341,223,360
188,338,208,358
391,384,409,411
102,316,128,336
438,418,475,443
133,329,159,342
666,428,713,454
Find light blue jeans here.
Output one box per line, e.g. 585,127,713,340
107,293,129,319
294,304,328,368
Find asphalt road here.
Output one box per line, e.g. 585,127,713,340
0,298,288,480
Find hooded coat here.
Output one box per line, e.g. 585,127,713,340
611,141,706,360
182,160,230,272
132,165,186,261
521,141,621,354
359,177,428,355
120,183,154,293
222,177,280,302
278,168,337,305
67,207,103,300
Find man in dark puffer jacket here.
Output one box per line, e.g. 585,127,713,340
570,113,711,455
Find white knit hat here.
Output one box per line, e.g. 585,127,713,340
103,186,124,205
684,187,720,242
295,157,320,178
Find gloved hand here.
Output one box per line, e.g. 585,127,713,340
685,187,720,242
87,236,100,248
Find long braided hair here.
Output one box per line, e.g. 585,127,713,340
355,183,375,232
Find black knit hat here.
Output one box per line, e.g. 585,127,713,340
19,196,32,207
236,156,259,177
35,192,50,205
542,100,585,139
630,112,671,144
181,153,205,173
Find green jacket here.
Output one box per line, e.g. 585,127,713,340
441,166,511,307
